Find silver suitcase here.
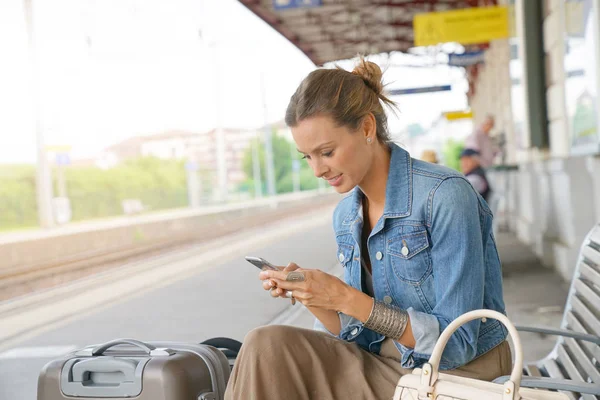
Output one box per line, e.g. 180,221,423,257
38,338,230,400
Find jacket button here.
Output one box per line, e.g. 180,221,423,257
350,327,358,336
401,246,409,256
383,295,393,304
338,253,345,263
375,251,383,260
481,317,487,323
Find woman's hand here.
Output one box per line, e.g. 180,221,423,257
261,263,299,300
259,264,353,313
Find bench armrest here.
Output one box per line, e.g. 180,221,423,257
515,325,600,345
493,376,600,395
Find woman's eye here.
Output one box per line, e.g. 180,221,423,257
301,154,310,160
322,151,333,157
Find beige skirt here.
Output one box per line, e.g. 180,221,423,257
224,325,512,400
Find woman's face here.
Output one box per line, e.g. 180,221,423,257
291,115,373,194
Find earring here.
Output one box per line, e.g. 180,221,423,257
367,138,372,144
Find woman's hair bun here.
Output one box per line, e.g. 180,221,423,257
351,58,383,95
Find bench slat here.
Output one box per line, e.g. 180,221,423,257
525,364,543,377
573,280,600,324
557,345,586,382
566,312,600,365
543,358,578,400
564,337,600,383
587,227,600,248
522,364,562,395
580,262,600,287
582,245,600,267
571,296,600,336
545,356,568,379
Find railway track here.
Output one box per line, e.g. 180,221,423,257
0,197,338,302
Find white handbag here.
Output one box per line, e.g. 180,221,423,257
393,309,569,400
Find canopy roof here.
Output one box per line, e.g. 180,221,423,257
238,0,497,65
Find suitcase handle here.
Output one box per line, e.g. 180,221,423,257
72,357,137,383
92,339,156,356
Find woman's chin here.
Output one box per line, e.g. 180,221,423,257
332,182,354,194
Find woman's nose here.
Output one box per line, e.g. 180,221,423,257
311,161,327,178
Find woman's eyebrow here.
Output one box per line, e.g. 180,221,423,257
297,141,335,154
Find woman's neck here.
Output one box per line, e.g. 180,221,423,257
359,143,391,211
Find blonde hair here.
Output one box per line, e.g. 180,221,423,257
285,57,398,144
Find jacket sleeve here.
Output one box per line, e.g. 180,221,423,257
397,177,486,369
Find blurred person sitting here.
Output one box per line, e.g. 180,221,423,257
460,148,491,202
464,114,499,169
420,149,438,164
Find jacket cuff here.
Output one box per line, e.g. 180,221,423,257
338,313,364,341
407,307,440,356
392,308,440,369
313,313,364,341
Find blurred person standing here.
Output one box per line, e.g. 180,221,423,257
460,148,491,202
464,115,499,168
419,149,438,164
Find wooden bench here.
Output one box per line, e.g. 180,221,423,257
495,224,600,399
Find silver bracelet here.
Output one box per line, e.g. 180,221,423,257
363,300,409,341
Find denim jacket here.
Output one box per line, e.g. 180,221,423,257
315,143,507,370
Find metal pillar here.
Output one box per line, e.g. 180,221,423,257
516,0,549,149
23,0,54,228
213,44,228,202
260,72,276,197
252,137,263,198
290,140,300,192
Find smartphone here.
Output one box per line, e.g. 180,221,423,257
245,256,279,271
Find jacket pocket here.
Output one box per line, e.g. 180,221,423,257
336,243,354,268
387,230,432,284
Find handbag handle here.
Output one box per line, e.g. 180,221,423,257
425,310,522,391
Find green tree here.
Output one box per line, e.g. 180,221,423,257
0,165,37,230
241,130,318,195
442,139,464,172
0,157,191,231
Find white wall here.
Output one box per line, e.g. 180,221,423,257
490,155,598,280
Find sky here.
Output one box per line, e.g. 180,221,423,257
0,0,468,164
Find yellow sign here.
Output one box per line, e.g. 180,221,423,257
444,110,473,121
414,6,509,47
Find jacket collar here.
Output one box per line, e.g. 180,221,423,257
342,143,412,225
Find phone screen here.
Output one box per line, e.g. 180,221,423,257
245,256,279,271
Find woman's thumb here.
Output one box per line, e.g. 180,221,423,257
283,262,299,271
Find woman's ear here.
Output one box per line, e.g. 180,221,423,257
362,113,377,140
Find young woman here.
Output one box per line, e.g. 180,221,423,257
224,59,511,400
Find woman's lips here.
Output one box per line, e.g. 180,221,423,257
326,174,343,187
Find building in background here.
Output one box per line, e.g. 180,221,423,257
97,122,289,187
